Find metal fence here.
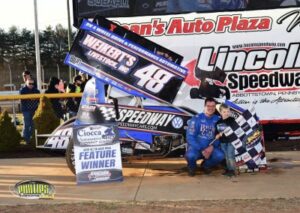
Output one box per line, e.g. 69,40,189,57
0,92,82,126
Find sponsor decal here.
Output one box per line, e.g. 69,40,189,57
81,34,138,74
121,147,134,154
120,14,272,36
277,9,300,32
76,104,191,135
45,127,72,149
197,43,300,93
117,109,175,127
88,170,111,181
65,19,187,104
81,105,96,111
11,180,55,199
187,120,195,134
112,106,190,134
76,125,116,146
198,43,300,72
172,116,184,129
87,0,129,8
246,130,262,147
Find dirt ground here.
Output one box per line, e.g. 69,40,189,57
1,198,300,213
1,138,299,213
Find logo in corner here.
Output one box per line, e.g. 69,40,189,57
277,10,300,32
11,180,55,199
172,117,183,129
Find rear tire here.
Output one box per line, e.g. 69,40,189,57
66,138,76,174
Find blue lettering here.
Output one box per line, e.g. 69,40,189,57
79,150,119,160
81,161,90,169
81,159,116,170
79,152,85,160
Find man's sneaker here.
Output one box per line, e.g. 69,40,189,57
188,168,196,177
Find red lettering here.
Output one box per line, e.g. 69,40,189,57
217,16,232,32
167,18,183,34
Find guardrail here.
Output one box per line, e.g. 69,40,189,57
0,93,83,126
0,93,83,101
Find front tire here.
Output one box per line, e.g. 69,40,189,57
66,138,76,174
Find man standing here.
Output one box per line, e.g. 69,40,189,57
66,75,82,118
22,70,31,83
20,79,40,145
185,98,224,176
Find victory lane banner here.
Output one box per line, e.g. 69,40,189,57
73,124,123,184
65,19,188,104
76,103,191,135
111,7,300,121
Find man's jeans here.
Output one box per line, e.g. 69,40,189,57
22,111,35,144
185,146,224,170
220,143,236,171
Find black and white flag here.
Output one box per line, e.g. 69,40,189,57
224,101,267,170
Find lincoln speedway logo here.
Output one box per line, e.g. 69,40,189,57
172,117,184,129
120,15,272,36
197,43,300,91
77,125,115,146
11,180,55,199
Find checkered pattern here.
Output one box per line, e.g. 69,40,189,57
223,105,266,170
99,106,116,121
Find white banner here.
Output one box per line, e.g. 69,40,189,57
112,7,300,121
74,142,123,183
74,124,123,184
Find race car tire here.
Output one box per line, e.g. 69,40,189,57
66,138,76,174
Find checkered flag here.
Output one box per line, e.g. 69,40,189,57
99,106,116,121
224,104,266,170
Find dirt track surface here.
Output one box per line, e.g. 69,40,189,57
0,151,300,212
1,198,300,213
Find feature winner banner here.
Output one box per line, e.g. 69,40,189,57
73,124,123,184
112,7,300,121
65,19,187,104
73,78,123,184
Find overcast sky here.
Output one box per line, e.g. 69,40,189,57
0,0,74,31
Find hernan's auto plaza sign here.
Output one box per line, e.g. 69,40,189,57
112,7,300,121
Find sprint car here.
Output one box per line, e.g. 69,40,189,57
36,89,195,174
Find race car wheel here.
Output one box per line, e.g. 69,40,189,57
66,138,76,174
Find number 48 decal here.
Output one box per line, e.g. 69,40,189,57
133,65,175,94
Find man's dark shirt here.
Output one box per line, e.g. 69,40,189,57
20,86,40,112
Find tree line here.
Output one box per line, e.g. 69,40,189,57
0,25,75,90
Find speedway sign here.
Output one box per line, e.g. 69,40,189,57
76,104,191,135
65,19,187,104
112,7,300,121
